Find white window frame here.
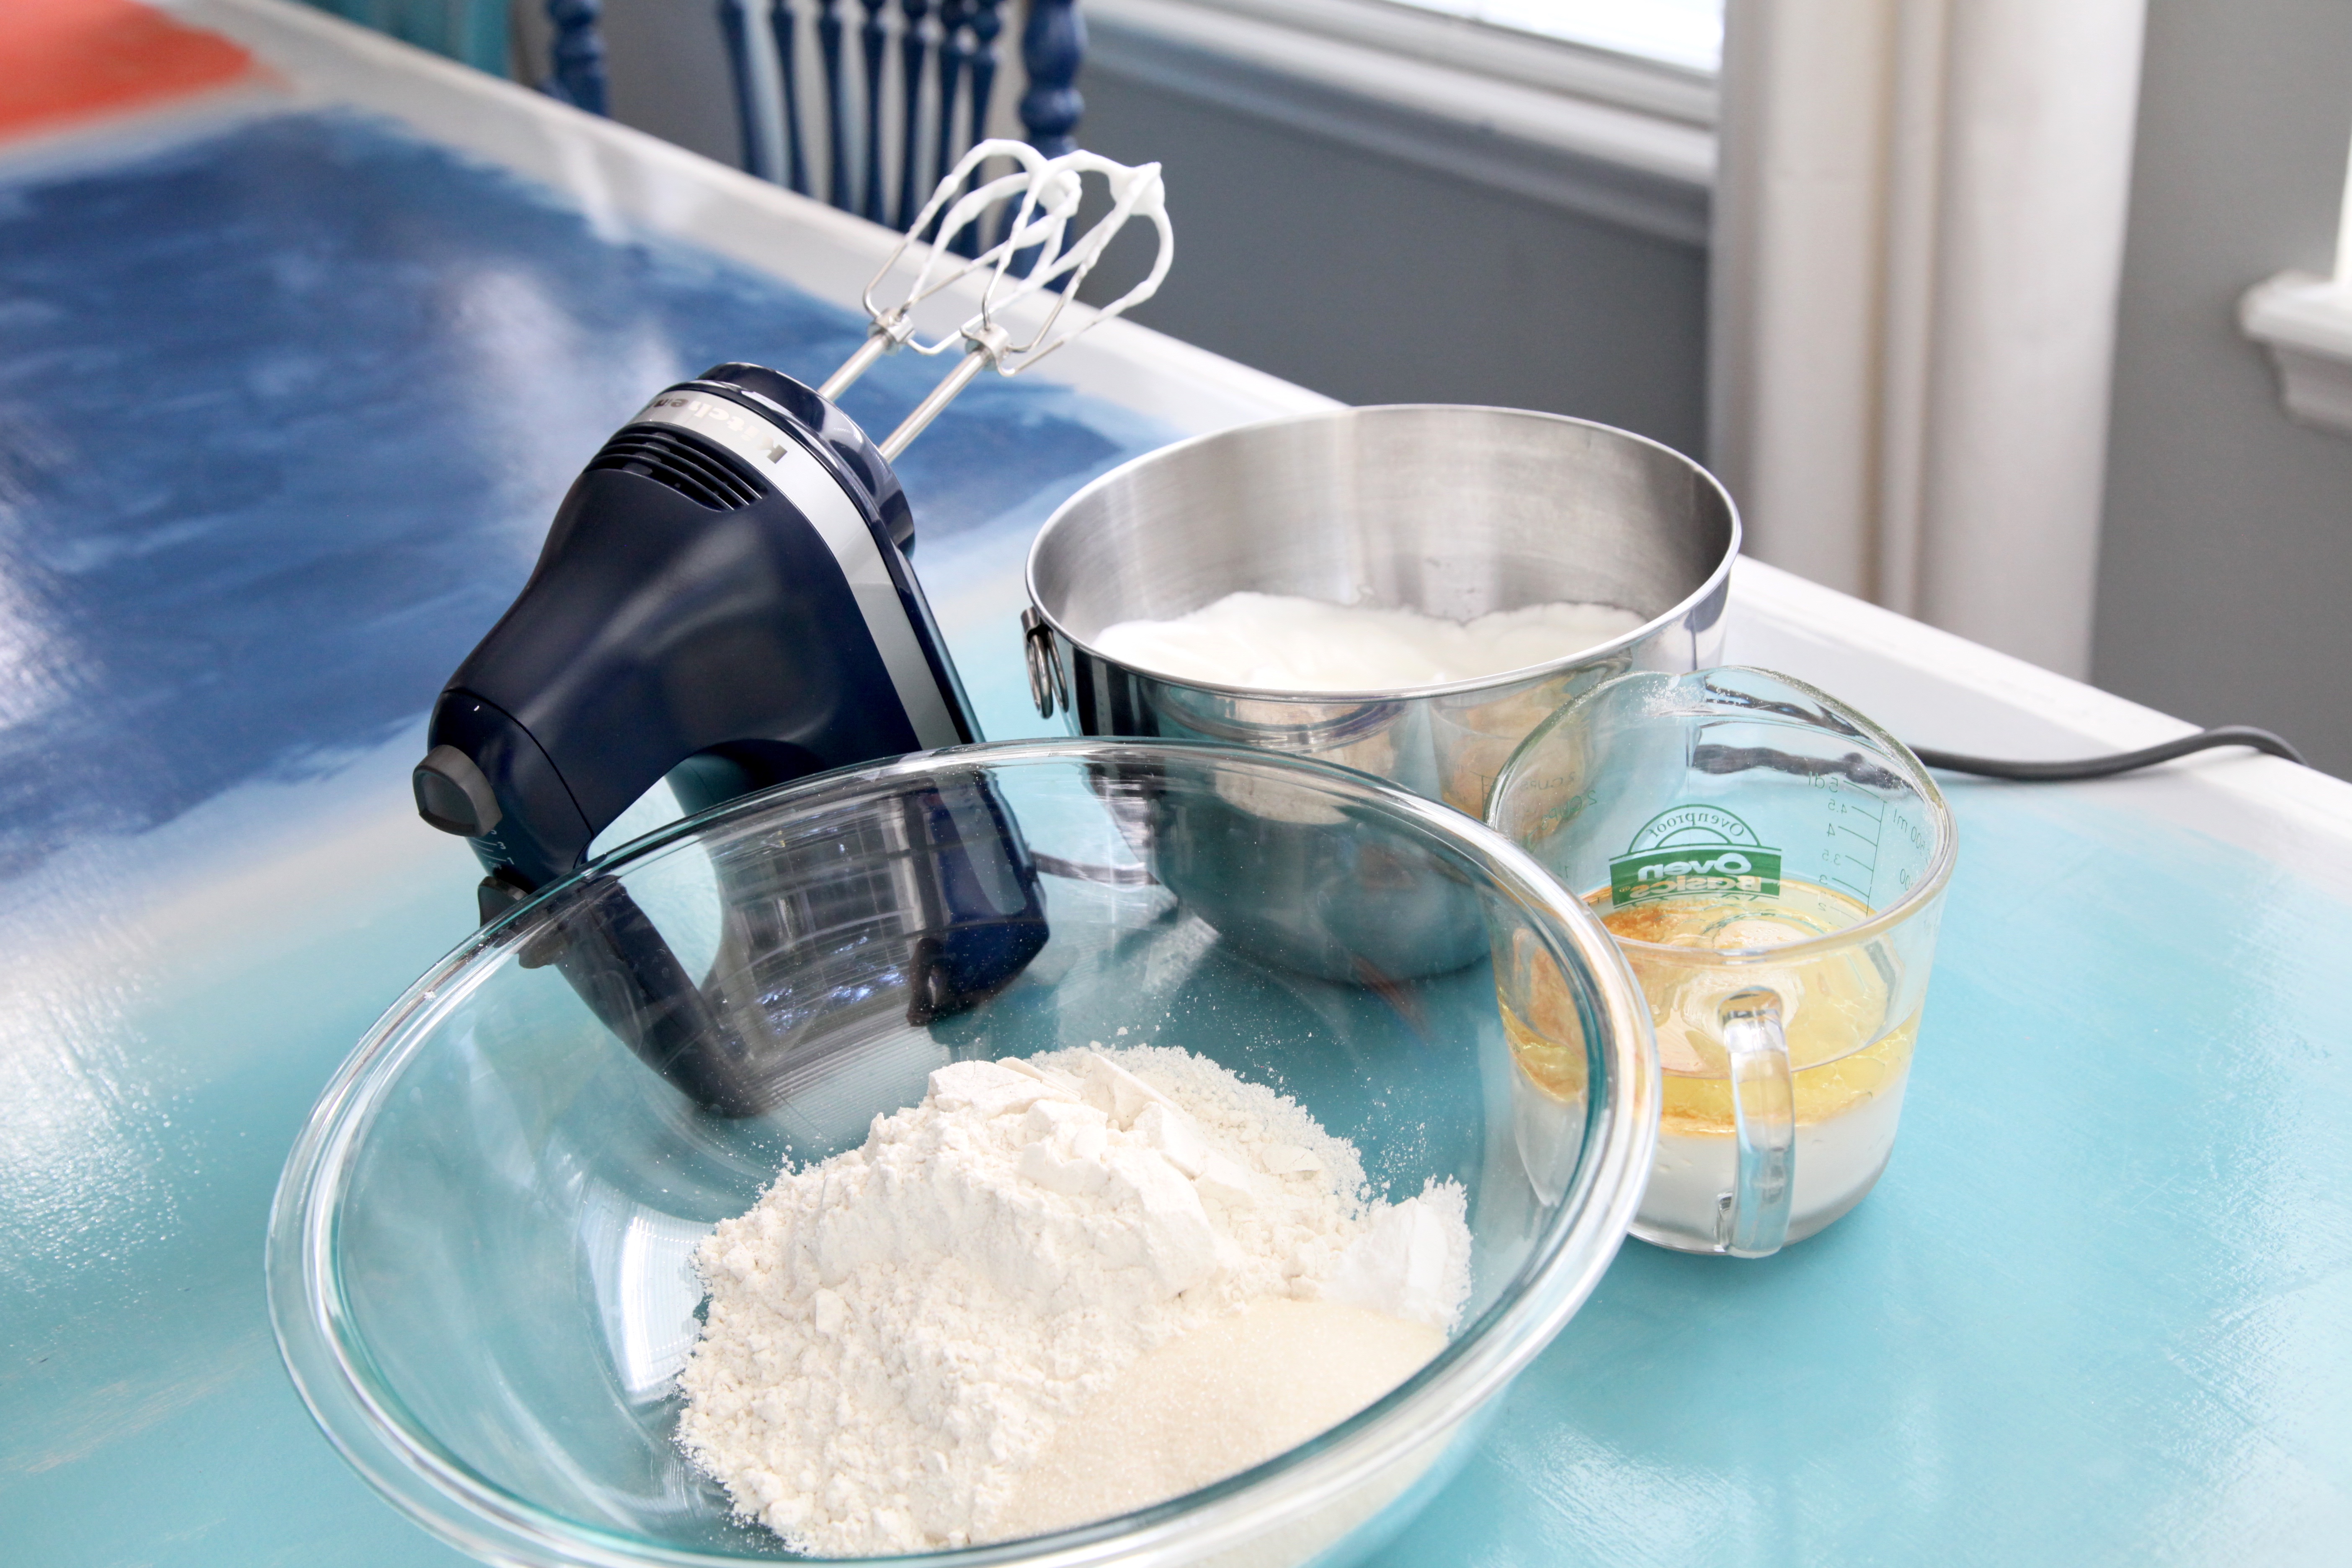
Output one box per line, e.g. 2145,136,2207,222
1374,0,1722,77
2239,130,2352,435
1079,0,1718,244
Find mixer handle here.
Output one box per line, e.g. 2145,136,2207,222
1717,988,1796,1258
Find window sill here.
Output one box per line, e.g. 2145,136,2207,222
1082,0,1716,244
2239,270,2352,435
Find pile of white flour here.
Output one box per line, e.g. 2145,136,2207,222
1093,591,1647,692
676,1044,1470,1555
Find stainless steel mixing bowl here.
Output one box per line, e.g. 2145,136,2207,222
1023,405,1738,819
1022,405,1738,979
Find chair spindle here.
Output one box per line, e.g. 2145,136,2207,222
543,0,610,117
1004,0,1078,276
931,0,975,240
1018,0,1083,159
859,0,890,222
818,0,851,209
961,0,1007,255
717,0,770,181
770,1,812,195
896,0,933,230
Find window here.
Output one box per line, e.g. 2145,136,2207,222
1082,0,1719,240
1376,0,1723,74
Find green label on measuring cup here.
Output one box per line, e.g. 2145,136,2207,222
1609,805,1782,906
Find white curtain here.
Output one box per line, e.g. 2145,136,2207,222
1708,0,2148,678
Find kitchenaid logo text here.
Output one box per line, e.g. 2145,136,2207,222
645,393,750,431
641,395,792,466
1608,804,1781,906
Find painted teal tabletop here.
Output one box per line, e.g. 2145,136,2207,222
4,5,2348,1565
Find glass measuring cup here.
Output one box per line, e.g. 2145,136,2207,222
1487,668,1956,1257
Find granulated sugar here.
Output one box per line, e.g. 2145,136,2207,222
675,1045,1470,1556
994,1297,1444,1540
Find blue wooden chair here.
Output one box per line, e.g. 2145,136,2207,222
535,1,1084,238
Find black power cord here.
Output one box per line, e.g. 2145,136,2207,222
1908,725,2307,781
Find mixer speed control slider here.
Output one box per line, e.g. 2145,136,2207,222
414,744,502,836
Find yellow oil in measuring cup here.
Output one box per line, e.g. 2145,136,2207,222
1501,881,1916,1128
1596,881,1914,1133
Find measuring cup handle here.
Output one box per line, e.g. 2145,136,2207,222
1718,988,1794,1257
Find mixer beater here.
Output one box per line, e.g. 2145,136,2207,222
819,139,1172,457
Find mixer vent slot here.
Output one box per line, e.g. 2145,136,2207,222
590,427,766,511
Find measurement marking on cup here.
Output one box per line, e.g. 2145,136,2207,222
1823,786,1886,902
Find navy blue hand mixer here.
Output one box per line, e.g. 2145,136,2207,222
408,144,1172,1114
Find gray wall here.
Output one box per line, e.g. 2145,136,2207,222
511,0,745,167
1067,73,1710,455
2094,0,2352,776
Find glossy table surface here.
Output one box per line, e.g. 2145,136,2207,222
4,3,2348,1565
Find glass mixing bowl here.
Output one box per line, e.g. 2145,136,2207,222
267,739,1656,1568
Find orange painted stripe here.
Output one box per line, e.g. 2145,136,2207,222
0,0,260,141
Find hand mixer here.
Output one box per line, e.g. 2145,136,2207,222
409,143,1171,1113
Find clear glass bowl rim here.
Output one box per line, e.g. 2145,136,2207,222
265,736,1661,1568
